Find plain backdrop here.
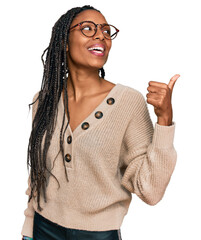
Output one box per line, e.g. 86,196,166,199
1,0,201,239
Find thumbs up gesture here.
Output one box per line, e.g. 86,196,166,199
146,74,180,126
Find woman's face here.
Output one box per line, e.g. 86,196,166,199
66,9,112,71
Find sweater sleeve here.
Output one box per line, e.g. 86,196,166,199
21,91,39,238
120,91,177,205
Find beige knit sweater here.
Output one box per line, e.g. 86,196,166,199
21,83,177,238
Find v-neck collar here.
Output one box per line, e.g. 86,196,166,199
57,83,124,140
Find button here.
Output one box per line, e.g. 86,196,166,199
65,153,71,162
67,135,72,144
107,97,115,105
95,111,103,119
81,122,90,130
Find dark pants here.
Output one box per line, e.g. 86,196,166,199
33,211,122,240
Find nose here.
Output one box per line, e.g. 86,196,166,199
93,24,105,40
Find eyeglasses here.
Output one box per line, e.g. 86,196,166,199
68,21,119,40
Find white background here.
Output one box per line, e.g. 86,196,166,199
1,0,201,239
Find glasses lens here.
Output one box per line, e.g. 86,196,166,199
81,22,118,39
81,22,96,37
102,25,118,39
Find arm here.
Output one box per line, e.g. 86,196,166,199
21,91,39,238
120,92,177,205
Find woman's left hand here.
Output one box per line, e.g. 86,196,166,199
146,74,180,126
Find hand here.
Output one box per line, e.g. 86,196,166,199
146,74,180,126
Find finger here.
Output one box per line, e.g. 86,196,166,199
147,85,166,94
168,74,180,92
146,97,160,107
146,92,162,100
149,81,168,89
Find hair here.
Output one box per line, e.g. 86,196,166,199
27,5,106,211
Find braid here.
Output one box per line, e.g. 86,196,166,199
99,67,105,79
27,5,103,211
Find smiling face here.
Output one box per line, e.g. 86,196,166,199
66,9,112,71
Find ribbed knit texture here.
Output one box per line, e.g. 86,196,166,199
21,83,177,238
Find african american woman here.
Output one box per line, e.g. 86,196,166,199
21,5,179,240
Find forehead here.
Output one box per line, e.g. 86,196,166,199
71,9,108,26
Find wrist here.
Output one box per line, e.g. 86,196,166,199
157,116,172,126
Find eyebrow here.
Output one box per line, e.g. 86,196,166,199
84,20,108,25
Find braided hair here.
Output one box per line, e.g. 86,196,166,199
27,5,105,211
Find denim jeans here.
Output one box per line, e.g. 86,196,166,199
33,211,122,240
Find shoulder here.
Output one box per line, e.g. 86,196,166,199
32,91,42,110
118,83,150,121
31,91,41,114
32,91,40,102
119,83,146,106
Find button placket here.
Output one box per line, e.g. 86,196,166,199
75,96,117,140
57,84,127,174
78,96,115,135
59,84,122,141
64,127,73,168
63,96,116,170
68,85,120,138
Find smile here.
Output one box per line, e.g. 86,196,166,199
88,49,105,57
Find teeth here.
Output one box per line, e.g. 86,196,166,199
88,46,104,52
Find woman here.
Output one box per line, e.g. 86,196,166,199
21,4,179,240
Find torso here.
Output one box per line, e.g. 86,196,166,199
62,80,116,133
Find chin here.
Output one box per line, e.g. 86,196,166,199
92,64,105,70
88,61,106,69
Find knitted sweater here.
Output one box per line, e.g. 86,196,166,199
21,83,177,238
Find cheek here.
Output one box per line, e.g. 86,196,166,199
68,36,88,60
106,41,112,53
68,44,85,63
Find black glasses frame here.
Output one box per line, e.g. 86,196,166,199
68,20,120,40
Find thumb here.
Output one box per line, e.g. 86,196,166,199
168,74,180,93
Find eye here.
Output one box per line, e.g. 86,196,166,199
102,25,111,35
82,25,92,31
103,29,111,35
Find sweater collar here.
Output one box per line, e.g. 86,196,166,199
57,83,123,140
